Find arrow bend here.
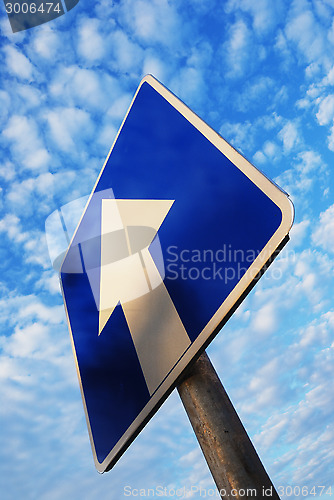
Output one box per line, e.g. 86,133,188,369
98,199,191,396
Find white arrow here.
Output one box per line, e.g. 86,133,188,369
99,199,191,396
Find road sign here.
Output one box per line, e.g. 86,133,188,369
60,75,294,473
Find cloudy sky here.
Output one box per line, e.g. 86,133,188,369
1,0,334,498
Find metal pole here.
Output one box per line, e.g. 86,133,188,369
177,351,280,500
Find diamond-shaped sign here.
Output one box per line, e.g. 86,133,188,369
60,75,294,472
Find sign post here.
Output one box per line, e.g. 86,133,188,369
177,351,280,499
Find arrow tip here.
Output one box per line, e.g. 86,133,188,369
99,306,116,335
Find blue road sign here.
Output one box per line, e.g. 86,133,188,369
60,75,294,473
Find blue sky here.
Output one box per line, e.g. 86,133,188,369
1,0,334,498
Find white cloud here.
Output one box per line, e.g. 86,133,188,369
45,107,94,153
23,230,50,269
312,203,334,253
278,149,328,197
315,0,334,24
120,0,180,46
97,123,118,149
316,94,334,125
105,92,132,121
252,308,334,485
249,315,333,444
296,150,324,174
321,64,334,86
77,18,105,63
222,113,284,160
220,120,254,152
108,30,144,74
306,82,323,100
48,67,127,125
187,41,214,70
254,140,281,164
274,166,317,199
26,148,50,171
0,211,51,269
0,296,71,393
251,302,278,335
245,367,282,411
169,66,206,106
51,168,95,207
278,120,301,152
274,29,293,68
326,122,334,151
305,61,322,79
294,250,333,312
225,0,284,35
0,89,10,128
253,150,266,164
142,54,167,82
328,17,334,45
223,20,253,79
4,45,34,80
295,97,311,110
31,25,60,60
4,322,49,358
0,161,15,181
0,356,27,383
263,140,280,159
2,115,50,171
70,70,104,108
289,219,310,247
16,84,42,109
35,270,61,295
6,173,55,216
0,293,63,329
0,290,79,485
236,76,275,111
299,320,329,349
0,213,28,244
251,242,333,321
19,301,63,324
285,4,328,67
49,66,110,112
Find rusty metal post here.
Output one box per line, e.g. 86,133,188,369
177,351,280,500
